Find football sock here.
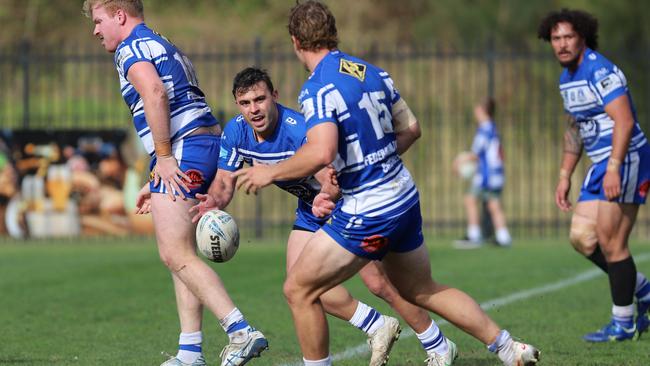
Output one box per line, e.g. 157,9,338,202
608,257,636,307
219,308,251,341
635,272,650,302
303,356,332,366
586,246,609,273
488,329,515,365
349,301,385,335
467,225,481,242
612,304,635,328
416,320,449,356
495,227,511,245
177,331,202,364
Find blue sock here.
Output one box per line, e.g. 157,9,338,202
636,273,650,302
177,331,202,364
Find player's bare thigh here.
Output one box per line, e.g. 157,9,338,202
596,201,639,261
380,244,439,303
151,193,199,268
570,200,599,255
286,229,314,273
284,229,368,302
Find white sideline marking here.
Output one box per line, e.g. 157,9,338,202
280,252,650,366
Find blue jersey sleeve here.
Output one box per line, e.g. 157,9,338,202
115,37,166,78
298,82,343,131
218,116,245,172
590,62,627,106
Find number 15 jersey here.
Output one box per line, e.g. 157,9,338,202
298,50,418,218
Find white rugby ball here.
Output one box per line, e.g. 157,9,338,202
453,151,477,180
196,210,240,262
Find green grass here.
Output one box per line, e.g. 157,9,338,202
0,236,649,365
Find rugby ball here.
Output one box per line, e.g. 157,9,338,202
196,210,240,262
453,151,477,180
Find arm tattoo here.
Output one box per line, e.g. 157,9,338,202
563,117,583,155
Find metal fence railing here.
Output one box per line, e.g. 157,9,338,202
1,40,649,239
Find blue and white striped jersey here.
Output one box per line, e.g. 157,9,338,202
218,104,321,204
559,48,647,163
298,50,418,218
114,23,217,156
471,120,504,190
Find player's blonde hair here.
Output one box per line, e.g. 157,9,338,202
82,0,144,19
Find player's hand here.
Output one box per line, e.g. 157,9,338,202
326,165,339,187
555,177,572,212
603,170,621,201
231,164,274,195
134,183,152,214
153,156,190,201
312,192,336,217
189,193,220,223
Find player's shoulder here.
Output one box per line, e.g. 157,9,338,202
278,104,305,126
221,114,248,142
582,49,618,77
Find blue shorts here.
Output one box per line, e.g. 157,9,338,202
292,199,335,232
579,146,650,204
149,134,220,197
321,201,424,260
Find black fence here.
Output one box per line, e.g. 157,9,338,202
1,40,649,240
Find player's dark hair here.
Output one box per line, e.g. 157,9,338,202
537,9,598,50
232,67,275,98
288,0,339,52
482,97,496,118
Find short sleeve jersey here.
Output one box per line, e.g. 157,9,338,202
218,104,321,204
471,120,504,189
559,48,647,163
297,50,418,218
114,23,217,156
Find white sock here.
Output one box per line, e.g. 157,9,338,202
219,308,251,341
612,304,635,325
467,225,481,241
303,356,332,366
416,320,449,356
177,331,202,364
496,227,511,245
488,329,515,365
348,301,385,335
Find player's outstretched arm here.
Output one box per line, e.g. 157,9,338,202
190,169,236,223
233,123,338,194
128,61,190,201
555,116,582,211
602,94,635,200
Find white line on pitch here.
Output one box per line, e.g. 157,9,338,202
279,251,650,366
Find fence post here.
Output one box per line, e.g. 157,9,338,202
20,40,31,129
486,36,495,98
253,37,264,239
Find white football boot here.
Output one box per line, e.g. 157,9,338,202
220,328,268,366
425,338,458,366
500,341,540,366
367,316,401,366
160,355,207,366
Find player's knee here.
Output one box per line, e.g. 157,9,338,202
364,276,395,300
569,220,598,255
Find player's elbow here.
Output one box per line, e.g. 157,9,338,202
313,145,337,167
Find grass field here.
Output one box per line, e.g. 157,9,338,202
1,235,649,366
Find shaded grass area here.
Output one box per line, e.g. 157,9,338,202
0,236,649,365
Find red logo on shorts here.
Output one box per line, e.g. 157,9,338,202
360,235,388,253
184,169,205,189
639,180,650,198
